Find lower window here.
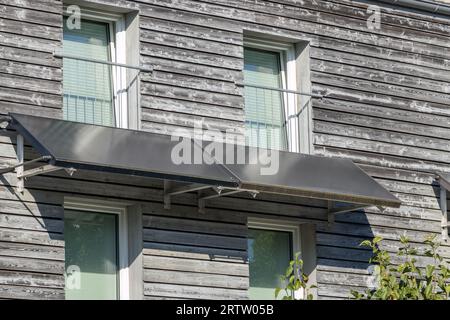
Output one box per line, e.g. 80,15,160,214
64,210,119,300
63,198,131,300
247,220,301,300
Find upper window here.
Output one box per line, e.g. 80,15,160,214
243,36,311,153
63,18,115,126
244,48,288,151
62,7,131,128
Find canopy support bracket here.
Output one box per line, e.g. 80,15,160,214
164,181,211,210
328,202,368,227
163,180,171,209
327,201,335,227
18,164,63,179
198,190,206,214
328,204,367,215
197,188,258,214
0,134,76,193
198,190,243,214
439,179,448,241
200,189,243,201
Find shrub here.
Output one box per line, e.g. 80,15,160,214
275,252,316,300
351,235,450,300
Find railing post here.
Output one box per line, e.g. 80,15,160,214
242,84,321,152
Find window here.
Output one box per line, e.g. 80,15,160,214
64,199,130,300
243,36,311,153
244,48,287,150
247,219,301,300
62,7,129,128
65,210,120,299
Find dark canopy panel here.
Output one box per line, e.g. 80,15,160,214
9,113,238,187
226,147,401,207
9,113,401,208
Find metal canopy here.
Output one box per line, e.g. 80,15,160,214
226,147,401,208
8,113,238,188
4,113,401,216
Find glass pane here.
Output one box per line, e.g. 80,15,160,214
248,228,292,300
244,48,287,150
63,18,114,126
64,210,118,300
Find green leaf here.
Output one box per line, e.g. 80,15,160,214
350,290,364,300
285,266,293,277
274,287,281,298
360,240,372,247
445,285,450,295
373,236,383,244
426,265,435,279
400,235,409,244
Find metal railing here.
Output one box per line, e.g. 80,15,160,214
56,53,152,129
243,84,320,152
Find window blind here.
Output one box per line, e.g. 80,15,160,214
63,18,114,126
244,48,287,150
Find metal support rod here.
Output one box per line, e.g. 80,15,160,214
0,155,52,174
241,83,323,98
164,182,211,210
440,185,448,241
54,53,153,73
167,184,211,196
18,164,63,179
328,204,367,215
196,187,259,214
198,189,245,214
65,168,77,176
16,134,24,193
199,189,243,201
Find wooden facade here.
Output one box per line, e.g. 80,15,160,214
1,0,450,300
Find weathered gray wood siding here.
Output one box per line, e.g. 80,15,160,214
0,0,64,299
1,0,450,300
133,0,450,299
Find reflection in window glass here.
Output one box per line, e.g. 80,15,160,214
65,210,118,300
248,228,293,300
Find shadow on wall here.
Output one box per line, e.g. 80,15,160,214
0,141,66,299
0,140,65,243
0,174,64,243
316,208,375,298
142,199,249,299
433,177,447,238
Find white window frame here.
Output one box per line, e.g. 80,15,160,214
244,37,300,153
63,6,129,129
247,217,304,300
64,197,130,300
